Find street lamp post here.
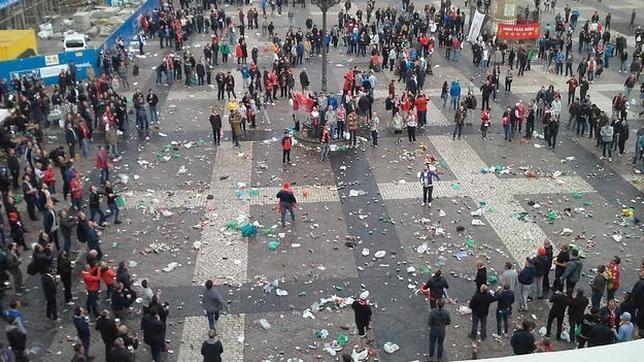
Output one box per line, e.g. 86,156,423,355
312,0,341,93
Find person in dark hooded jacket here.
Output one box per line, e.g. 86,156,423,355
424,270,449,309
201,328,224,362
142,311,165,362
352,291,373,337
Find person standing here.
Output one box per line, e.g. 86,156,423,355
510,320,537,355
531,247,549,299
494,283,515,337
475,260,488,292
419,163,440,207
201,329,224,362
96,310,118,362
569,289,589,345
453,106,465,140
229,110,242,148
104,181,121,225
553,244,570,292
140,279,155,315
588,315,616,346
517,259,536,311
281,131,292,164
546,289,571,340
202,280,226,330
578,307,601,348
58,251,74,305
592,265,607,309
81,264,101,318
600,121,614,161
276,182,297,228
347,111,358,147
73,306,91,359
320,125,331,161
146,90,159,125
424,270,449,309
352,291,372,338
501,261,519,299
427,298,450,362
209,110,222,146
5,317,27,361
43,201,59,250
142,310,165,362
542,240,554,295
42,266,58,320
370,113,379,146
560,248,583,292
469,284,497,340
606,256,622,301
480,107,491,139
405,111,418,142
616,312,634,342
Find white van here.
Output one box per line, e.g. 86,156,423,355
63,32,88,52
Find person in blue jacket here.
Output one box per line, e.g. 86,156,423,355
450,79,462,111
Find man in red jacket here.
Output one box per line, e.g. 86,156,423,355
100,263,116,300
82,264,102,318
415,93,429,127
281,131,292,164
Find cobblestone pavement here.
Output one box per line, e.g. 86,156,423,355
6,1,644,362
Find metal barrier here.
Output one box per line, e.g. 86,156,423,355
0,0,158,88
0,48,99,86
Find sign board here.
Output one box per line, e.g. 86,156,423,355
497,23,541,40
44,54,60,66
467,10,486,42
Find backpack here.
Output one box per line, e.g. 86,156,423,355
469,96,477,110
133,64,139,76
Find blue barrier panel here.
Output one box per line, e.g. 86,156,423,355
0,49,100,87
100,0,159,51
0,0,20,11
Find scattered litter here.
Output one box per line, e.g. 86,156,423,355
258,319,271,329
471,219,485,226
374,250,386,258
162,262,178,272
383,342,400,354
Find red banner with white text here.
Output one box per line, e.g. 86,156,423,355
497,23,541,40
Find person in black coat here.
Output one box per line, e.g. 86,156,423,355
65,123,77,159
587,315,616,346
424,270,449,309
351,291,373,337
495,283,515,336
43,201,59,250
41,267,58,320
110,337,134,362
6,148,20,190
475,260,488,292
201,328,224,362
142,312,165,362
73,306,91,358
546,289,571,340
469,284,497,340
208,110,222,146
299,69,310,90
510,320,537,355
96,310,119,362
5,317,27,361
57,251,73,304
